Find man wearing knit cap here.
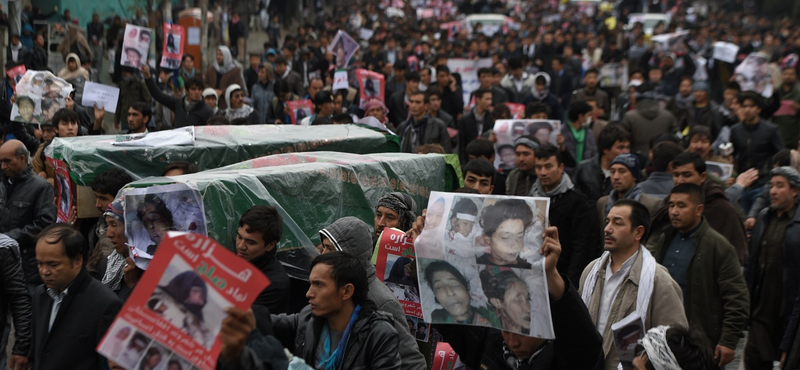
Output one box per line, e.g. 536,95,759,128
596,153,662,227
203,88,218,114
505,135,540,196
374,192,417,241
744,166,800,370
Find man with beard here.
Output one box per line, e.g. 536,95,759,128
374,192,417,242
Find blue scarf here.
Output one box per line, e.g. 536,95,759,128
318,305,361,370
605,183,644,217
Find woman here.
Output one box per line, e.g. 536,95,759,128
480,269,532,335
205,46,245,109
220,84,259,124
425,260,499,326
57,53,90,103
57,26,93,63
250,63,275,123
476,199,535,268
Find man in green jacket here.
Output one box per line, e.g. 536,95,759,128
654,183,750,368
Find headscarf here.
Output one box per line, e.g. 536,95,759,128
364,99,389,124
203,88,218,113
529,72,551,101
639,326,683,370
58,53,90,81
222,84,254,121
101,199,126,291
214,46,236,75
376,192,417,232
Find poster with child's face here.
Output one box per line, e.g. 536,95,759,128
161,23,185,69
414,192,554,339
11,71,72,124
491,119,560,170
121,24,152,68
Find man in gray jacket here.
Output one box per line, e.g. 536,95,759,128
620,86,679,160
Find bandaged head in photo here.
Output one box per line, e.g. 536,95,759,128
639,326,683,370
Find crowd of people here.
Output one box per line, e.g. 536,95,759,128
1,0,800,369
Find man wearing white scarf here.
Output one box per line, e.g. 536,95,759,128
633,326,718,370
221,84,258,124
579,200,687,370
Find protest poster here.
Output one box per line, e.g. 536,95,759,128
160,23,185,69
439,21,462,41
97,232,271,370
415,192,554,339
650,30,689,55
81,81,120,113
734,52,774,98
328,30,360,69
123,183,208,269
286,100,313,125
120,24,152,68
432,342,466,370
492,119,560,170
357,68,386,108
599,63,628,88
705,161,734,181
359,27,374,41
505,102,525,119
712,41,739,64
47,158,75,224
611,313,645,370
416,8,435,19
11,70,72,125
333,69,349,90
447,58,493,106
6,64,25,85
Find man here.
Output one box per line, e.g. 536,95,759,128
426,88,455,129
300,91,335,125
396,91,451,153
470,68,507,106
243,53,262,94
219,252,401,369
687,81,723,139
579,200,688,370
465,139,508,195
98,199,142,301
505,135,539,196
87,13,104,71
6,34,29,68
649,152,749,265
530,144,598,283
572,68,611,119
303,77,324,101
436,226,604,370
142,64,214,128
500,57,536,103
385,59,408,98
435,66,464,120
730,91,784,213
27,34,48,71
87,168,132,278
620,85,679,159
374,192,417,241
549,56,573,111
0,140,56,287
653,183,749,368
235,205,290,314
463,158,495,194
125,102,151,134
32,223,122,370
638,141,682,199
115,67,151,131
561,101,597,171
274,57,303,97
574,125,631,203
458,88,493,161
744,167,800,370
596,153,662,227
318,217,427,370
387,72,420,127
768,67,800,149
0,234,32,370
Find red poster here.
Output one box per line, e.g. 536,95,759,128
160,23,186,69
6,64,26,85
432,342,465,370
505,102,525,119
286,99,313,125
375,228,422,318
357,68,386,109
439,22,462,41
47,157,74,223
97,233,270,370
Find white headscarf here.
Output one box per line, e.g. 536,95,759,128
223,84,254,121
640,326,683,370
214,46,236,75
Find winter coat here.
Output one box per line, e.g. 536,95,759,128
438,277,604,370
500,72,537,103
397,116,453,154
457,108,493,161
573,155,613,203
730,119,785,189
580,247,689,370
0,167,56,284
205,66,246,110
58,53,90,103
561,123,597,166
521,92,562,121
546,186,599,283
251,80,275,123
145,77,214,127
318,217,427,370
250,246,290,315
274,68,304,98
653,220,749,349
620,99,679,158
0,236,32,358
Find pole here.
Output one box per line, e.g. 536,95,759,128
199,0,208,72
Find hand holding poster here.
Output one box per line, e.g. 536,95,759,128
439,21,462,41
81,81,120,113
492,119,561,170
328,30,360,69
11,70,73,124
286,100,313,125
415,192,554,339
161,23,185,69
121,24,152,68
97,232,271,370
357,68,386,108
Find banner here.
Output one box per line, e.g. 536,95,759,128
160,23,185,69
374,228,426,340
415,192,554,339
286,100,313,125
97,233,270,370
328,30,360,69
48,157,75,224
599,63,628,88
357,68,386,109
120,24,152,68
446,58,493,106
11,71,72,125
734,52,774,98
492,119,561,171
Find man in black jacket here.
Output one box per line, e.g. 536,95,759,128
458,88,493,162
6,34,29,68
436,226,604,370
435,66,464,121
26,34,49,71
32,223,122,370
142,64,214,127
0,140,56,287
234,205,290,314
573,125,631,204
530,144,599,283
387,72,420,127
0,234,32,370
396,91,452,153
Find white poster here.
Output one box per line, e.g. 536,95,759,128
712,42,739,64
733,52,774,98
81,81,120,113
